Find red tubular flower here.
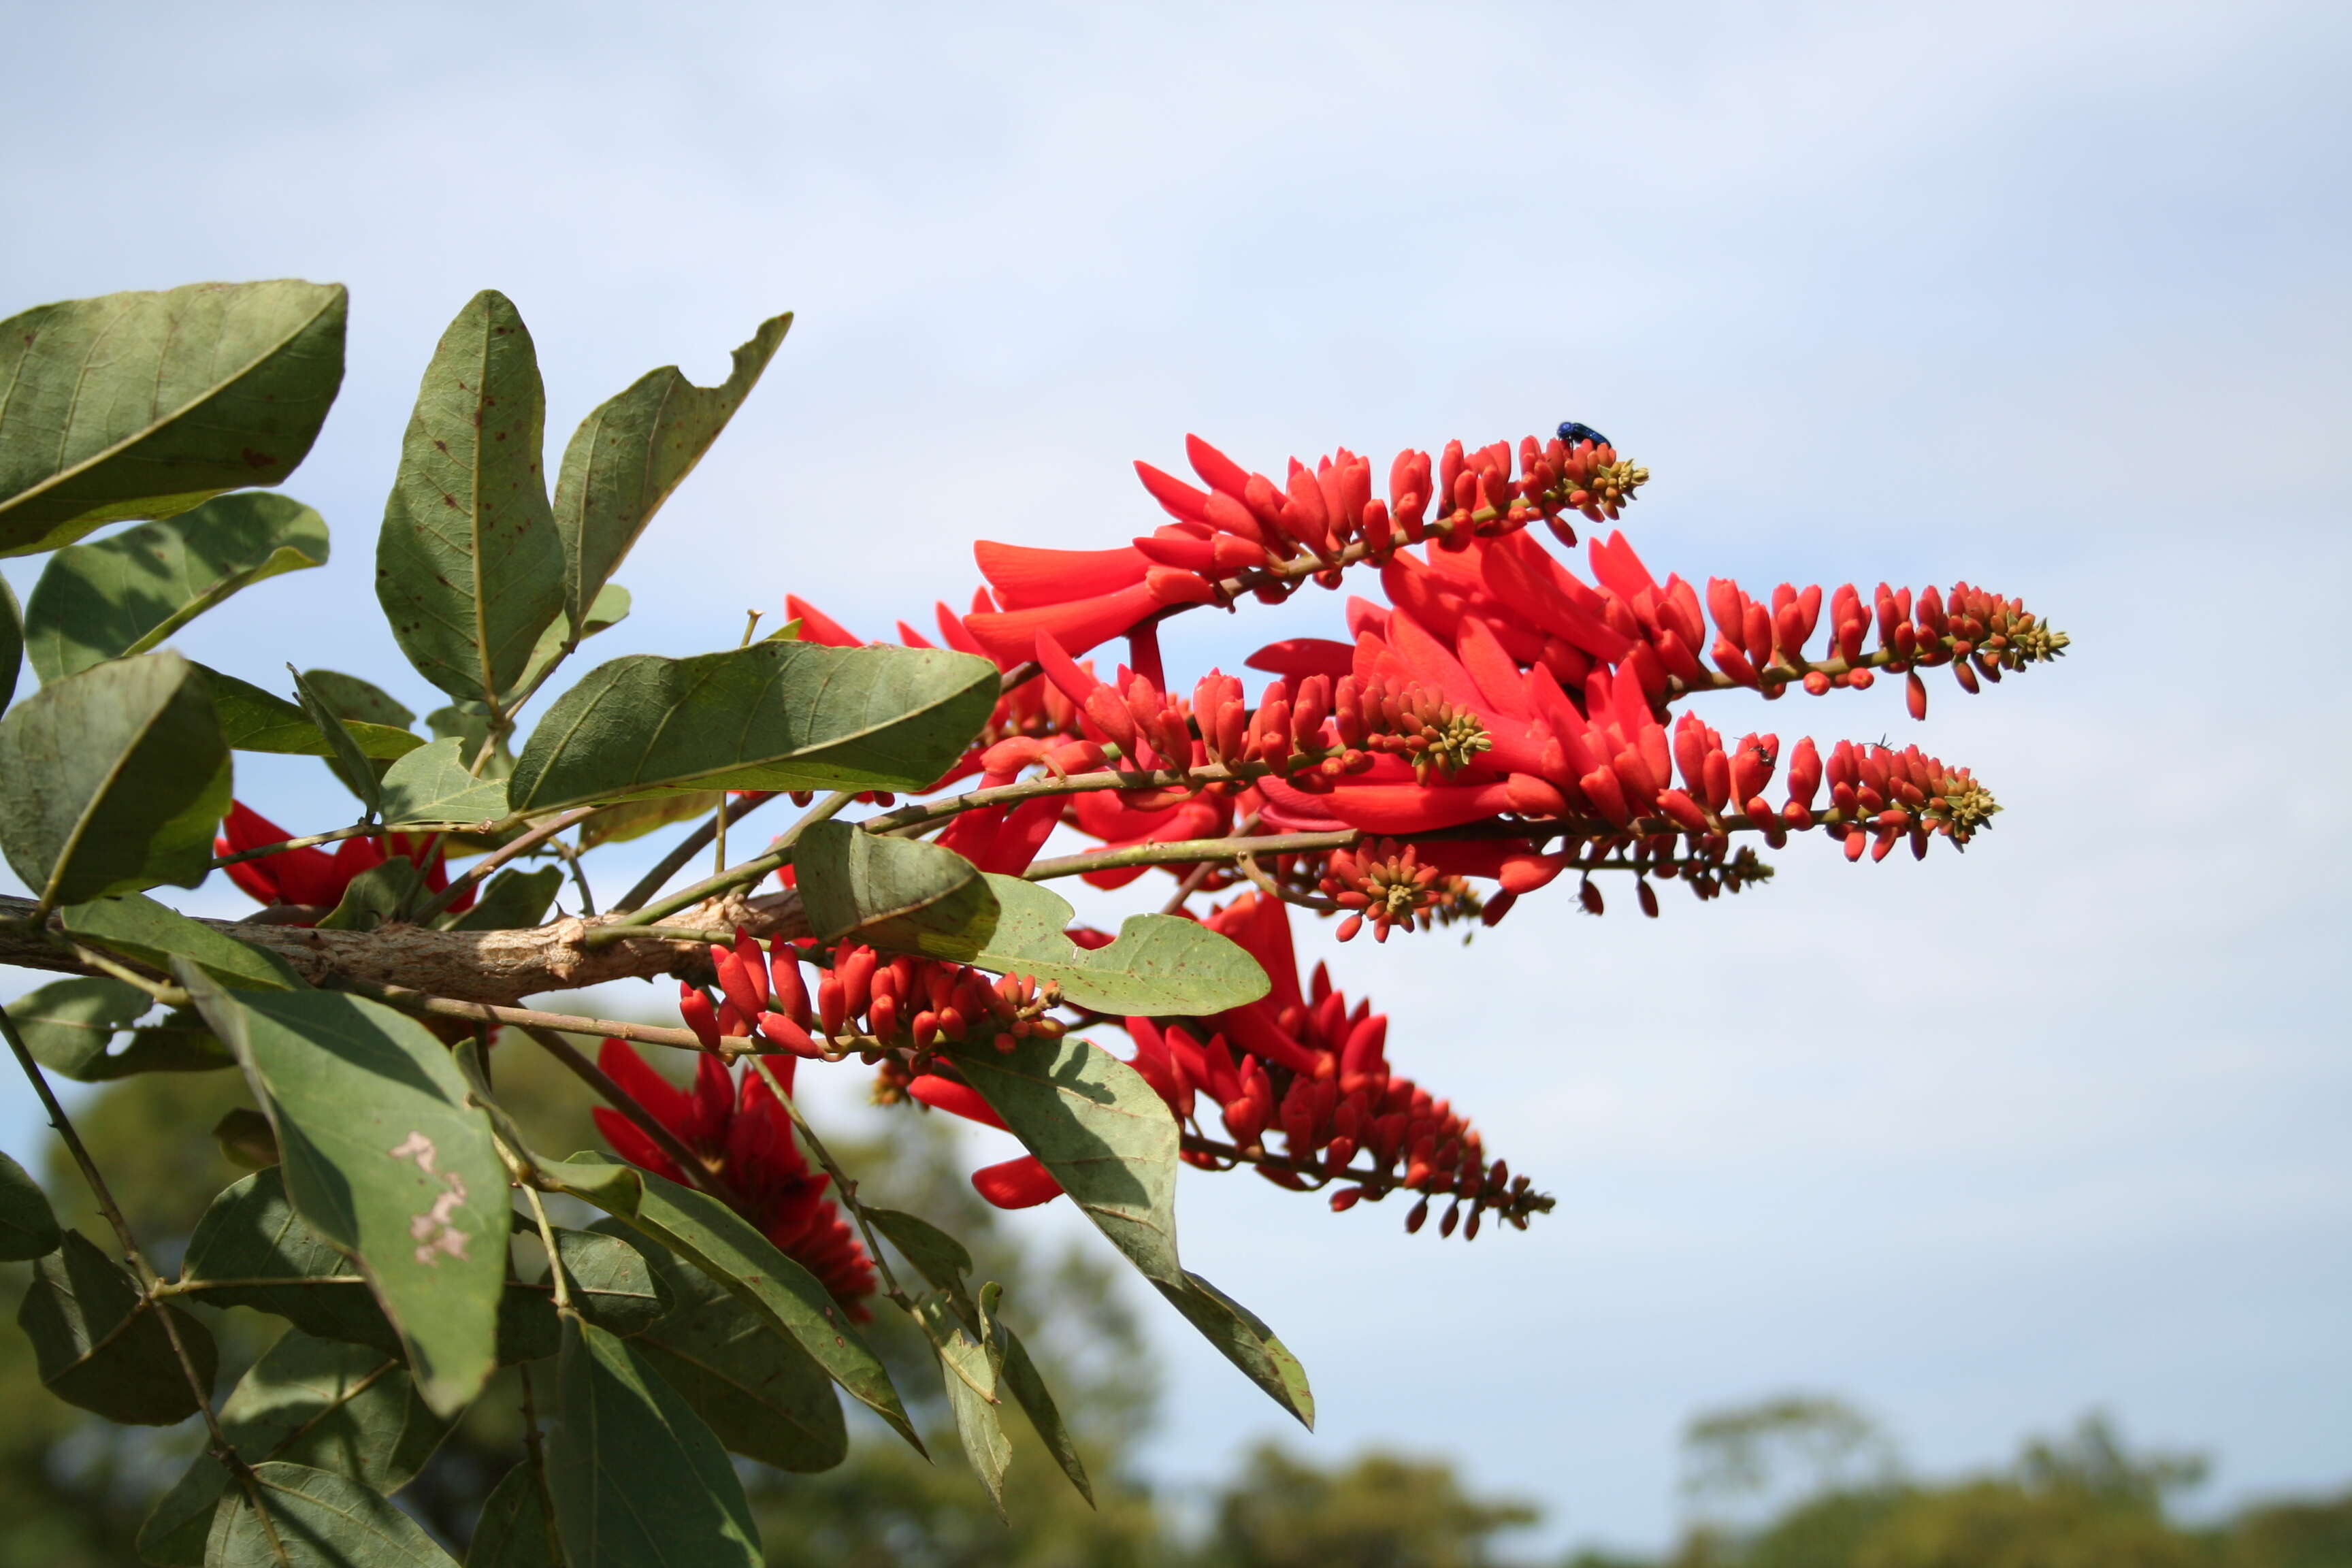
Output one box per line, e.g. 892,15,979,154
214,802,472,922
590,1041,877,1314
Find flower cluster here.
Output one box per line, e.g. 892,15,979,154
615,422,2063,1241
215,802,473,921
591,1041,876,1313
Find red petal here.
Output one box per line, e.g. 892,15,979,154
971,1156,1064,1209
974,541,1150,611
784,595,862,648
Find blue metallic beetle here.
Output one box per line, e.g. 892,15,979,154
1557,420,1611,450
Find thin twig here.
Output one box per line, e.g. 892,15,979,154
740,1055,908,1305
609,793,777,915
411,806,598,925
208,822,381,870
1026,828,1357,882
549,835,598,918
600,790,853,934
333,977,753,1057
517,1364,562,1552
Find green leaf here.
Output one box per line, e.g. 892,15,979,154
17,1228,217,1424
912,1290,1011,1519
179,1170,665,1366
996,1320,1094,1506
180,979,509,1416
555,314,790,634
312,858,429,932
493,1223,670,1363
207,665,426,762
206,1461,457,1567
576,789,720,850
501,580,629,710
291,664,385,817
23,493,329,683
0,280,346,557
949,1032,1313,1427
508,641,998,813
597,1224,845,1472
550,1316,762,1568
138,1330,454,1567
299,670,416,731
0,576,22,708
376,290,565,706
61,891,304,990
536,1153,919,1452
423,703,512,781
378,738,512,828
808,835,1270,1015
8,975,234,1081
866,1207,975,1296
0,1149,61,1261
214,1106,281,1171
468,1463,560,1568
0,651,229,908
442,866,563,932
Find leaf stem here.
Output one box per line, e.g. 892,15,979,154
410,806,598,925
739,1054,908,1305
608,792,777,914
598,789,853,935
333,977,755,1057
208,822,381,870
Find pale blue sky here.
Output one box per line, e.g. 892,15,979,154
3,1,2347,1553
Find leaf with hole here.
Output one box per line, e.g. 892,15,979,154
805,832,1269,1015
550,1317,762,1568
0,280,346,556
205,1461,457,1567
180,977,509,1416
24,493,329,682
206,664,427,762
537,1153,920,1452
376,290,565,706
138,1330,454,1567
377,738,513,829
17,1229,217,1424
948,1032,1313,1426
62,891,303,990
0,1149,61,1261
555,313,789,634
0,651,229,908
507,640,998,812
595,1224,845,1472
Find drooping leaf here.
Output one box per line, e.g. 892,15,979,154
180,977,509,1416
310,859,429,932
536,1153,919,1451
507,641,997,813
549,1316,762,1568
378,738,512,828
23,493,329,682
500,580,629,710
206,665,426,762
61,891,304,990
138,1330,454,1567
595,1224,845,1472
555,314,790,634
291,664,385,817
996,1320,1094,1506
7,975,232,1082
0,651,229,908
0,280,346,556
205,1461,457,1567
376,290,565,706
493,1224,670,1363
949,1032,1313,1426
214,1106,282,1171
576,789,720,850
812,837,1270,1014
866,1207,975,1296
912,1290,1011,1518
0,1149,61,1261
0,576,22,707
17,1229,217,1424
299,670,417,731
179,1171,667,1365
442,866,563,932
468,1463,561,1568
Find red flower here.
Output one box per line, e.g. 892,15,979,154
214,802,472,921
591,1041,877,1315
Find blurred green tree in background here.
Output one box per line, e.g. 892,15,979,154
3,1041,2347,1567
